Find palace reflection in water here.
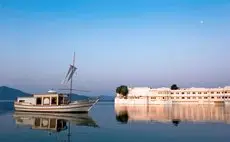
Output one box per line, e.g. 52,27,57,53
12,112,99,141
115,104,230,125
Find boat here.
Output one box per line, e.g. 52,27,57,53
115,85,230,105
14,52,99,113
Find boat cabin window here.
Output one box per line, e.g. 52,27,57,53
43,97,50,105
59,96,64,105
36,97,42,105
51,97,57,105
19,100,25,103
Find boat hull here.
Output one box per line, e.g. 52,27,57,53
14,99,98,113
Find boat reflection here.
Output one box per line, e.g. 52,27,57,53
115,104,230,125
13,111,99,132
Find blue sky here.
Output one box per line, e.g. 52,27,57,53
0,0,230,94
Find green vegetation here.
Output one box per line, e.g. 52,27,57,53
170,84,179,90
116,85,129,96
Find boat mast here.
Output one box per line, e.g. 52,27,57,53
69,52,75,101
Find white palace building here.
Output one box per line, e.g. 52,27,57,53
115,86,230,105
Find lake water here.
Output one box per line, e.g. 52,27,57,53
1,102,230,142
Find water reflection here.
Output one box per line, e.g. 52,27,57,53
13,111,99,141
116,110,129,124
115,104,230,125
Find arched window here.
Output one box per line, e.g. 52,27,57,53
43,97,50,105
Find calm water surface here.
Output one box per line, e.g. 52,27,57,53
1,102,230,142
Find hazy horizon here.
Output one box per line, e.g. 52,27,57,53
0,0,230,94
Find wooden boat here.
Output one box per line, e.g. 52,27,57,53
14,91,99,112
14,52,99,113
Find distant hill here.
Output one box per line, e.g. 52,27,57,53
99,95,115,102
0,86,31,112
0,86,115,102
71,93,91,100
71,94,115,102
0,86,31,101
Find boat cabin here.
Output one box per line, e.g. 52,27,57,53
16,90,69,106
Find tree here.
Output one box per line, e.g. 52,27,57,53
120,85,129,96
116,85,129,96
116,86,121,94
171,84,179,90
